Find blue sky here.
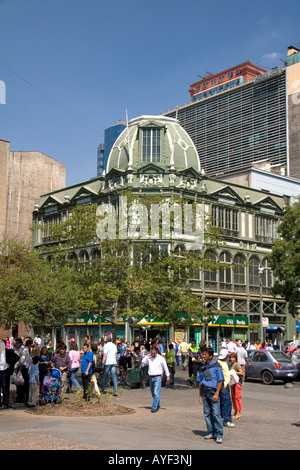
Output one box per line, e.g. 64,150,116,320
1,0,300,187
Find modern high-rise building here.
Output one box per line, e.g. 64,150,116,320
97,120,126,176
163,47,300,180
97,143,105,176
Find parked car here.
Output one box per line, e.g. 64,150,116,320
291,352,300,378
244,350,299,385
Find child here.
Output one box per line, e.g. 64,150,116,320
27,356,40,407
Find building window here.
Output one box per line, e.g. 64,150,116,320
249,256,260,286
255,215,279,243
261,258,272,288
234,254,246,285
142,128,161,162
219,251,232,284
204,250,217,282
212,206,238,234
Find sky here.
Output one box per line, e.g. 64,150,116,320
0,0,300,187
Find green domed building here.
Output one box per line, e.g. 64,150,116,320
32,115,289,349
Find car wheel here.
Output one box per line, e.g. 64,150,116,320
261,370,275,385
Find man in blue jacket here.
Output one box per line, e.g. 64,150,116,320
81,343,93,400
197,347,224,444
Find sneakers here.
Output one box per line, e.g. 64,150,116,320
151,408,158,413
224,421,235,427
204,434,223,443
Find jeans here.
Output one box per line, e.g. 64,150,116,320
101,364,118,394
68,368,81,391
181,353,188,369
220,385,233,422
149,375,161,410
202,388,223,439
162,366,174,387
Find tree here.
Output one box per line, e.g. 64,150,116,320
268,196,300,316
0,238,82,330
39,195,228,340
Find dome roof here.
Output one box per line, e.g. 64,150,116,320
106,115,201,174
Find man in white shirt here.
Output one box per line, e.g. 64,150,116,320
141,347,170,413
226,340,237,354
101,337,118,396
34,335,42,348
236,343,250,380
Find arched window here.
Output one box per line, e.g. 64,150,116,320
204,250,217,282
79,250,89,269
219,252,232,284
91,249,101,267
262,258,272,288
249,256,260,286
234,254,246,285
67,252,78,268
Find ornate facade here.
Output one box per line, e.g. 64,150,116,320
32,116,288,349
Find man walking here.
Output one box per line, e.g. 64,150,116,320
197,347,224,444
217,349,235,428
141,347,170,413
101,336,118,396
179,339,189,370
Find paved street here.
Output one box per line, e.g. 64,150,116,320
0,367,300,451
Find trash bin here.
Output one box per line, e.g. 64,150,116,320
126,367,144,389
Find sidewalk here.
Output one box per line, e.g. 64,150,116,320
0,365,299,450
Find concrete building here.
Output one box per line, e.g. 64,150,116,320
32,115,290,350
0,139,66,243
214,159,300,200
163,47,300,182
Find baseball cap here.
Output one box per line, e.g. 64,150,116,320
218,349,229,360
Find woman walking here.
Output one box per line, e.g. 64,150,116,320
229,352,244,420
67,342,81,393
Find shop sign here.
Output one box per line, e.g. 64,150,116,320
193,315,249,328
175,329,186,344
262,317,269,328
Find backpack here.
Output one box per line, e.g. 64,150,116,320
93,353,102,373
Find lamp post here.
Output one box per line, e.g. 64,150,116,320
258,267,264,343
202,302,212,345
258,266,271,343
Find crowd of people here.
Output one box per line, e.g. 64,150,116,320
0,333,179,409
0,332,299,445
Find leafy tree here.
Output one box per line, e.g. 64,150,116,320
38,195,228,339
268,196,300,316
0,238,82,330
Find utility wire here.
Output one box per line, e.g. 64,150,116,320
0,60,105,135
0,107,96,158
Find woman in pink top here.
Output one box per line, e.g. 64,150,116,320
67,342,81,392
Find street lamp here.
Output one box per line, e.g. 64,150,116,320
202,302,212,345
258,266,271,343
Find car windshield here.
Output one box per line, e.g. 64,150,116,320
270,351,292,363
